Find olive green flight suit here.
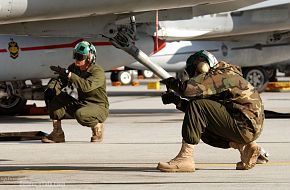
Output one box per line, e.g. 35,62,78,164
45,63,109,128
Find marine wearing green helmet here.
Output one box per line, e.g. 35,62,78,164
73,41,97,64
158,50,267,172
185,50,218,77
43,40,109,144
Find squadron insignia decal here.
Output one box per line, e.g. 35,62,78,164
8,39,19,59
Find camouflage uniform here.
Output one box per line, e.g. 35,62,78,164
170,61,264,148
45,63,109,128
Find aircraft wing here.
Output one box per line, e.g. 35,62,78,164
0,0,267,116
147,0,290,42
0,0,265,24
0,0,265,37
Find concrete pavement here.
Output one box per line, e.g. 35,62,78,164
0,82,290,189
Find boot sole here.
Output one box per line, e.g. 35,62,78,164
41,138,65,143
157,163,195,172
158,168,195,172
90,137,103,143
90,140,103,143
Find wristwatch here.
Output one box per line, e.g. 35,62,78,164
65,69,71,78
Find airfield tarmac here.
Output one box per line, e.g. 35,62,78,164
0,78,290,190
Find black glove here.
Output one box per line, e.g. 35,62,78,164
161,90,181,105
50,66,69,78
160,77,180,90
44,88,56,101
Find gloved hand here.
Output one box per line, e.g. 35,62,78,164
160,77,179,90
44,88,56,101
50,66,69,78
161,90,181,105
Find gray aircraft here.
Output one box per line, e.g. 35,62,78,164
0,0,264,115
127,0,290,91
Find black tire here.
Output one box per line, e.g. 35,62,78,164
0,96,27,115
110,71,133,85
110,71,119,82
243,67,268,92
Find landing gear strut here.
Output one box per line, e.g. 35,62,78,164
103,17,171,80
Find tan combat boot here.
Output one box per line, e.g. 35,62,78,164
229,141,261,170
157,140,195,172
41,120,65,143
91,123,104,142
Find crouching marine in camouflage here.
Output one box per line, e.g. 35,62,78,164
157,50,268,172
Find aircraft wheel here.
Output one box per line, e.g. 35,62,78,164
110,71,133,85
118,71,133,85
243,67,268,92
0,96,27,115
141,70,154,78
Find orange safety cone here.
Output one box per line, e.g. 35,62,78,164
112,81,122,86
131,81,140,86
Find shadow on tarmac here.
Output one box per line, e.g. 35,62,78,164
0,116,50,123
0,164,242,173
0,165,157,172
264,110,290,118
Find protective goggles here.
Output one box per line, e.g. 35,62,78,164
73,52,88,61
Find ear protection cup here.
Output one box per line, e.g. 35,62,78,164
87,42,96,64
86,42,92,63
196,62,210,73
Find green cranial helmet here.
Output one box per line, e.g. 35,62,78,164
185,50,218,77
186,50,218,68
73,41,96,64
